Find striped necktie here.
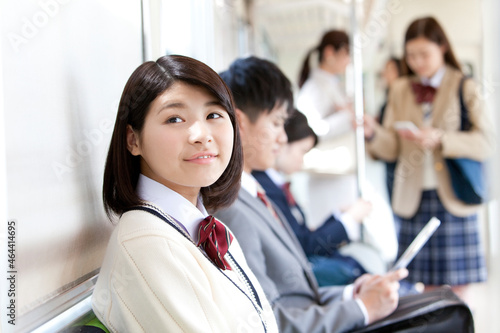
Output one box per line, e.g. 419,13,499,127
197,215,233,270
256,184,282,225
282,182,297,207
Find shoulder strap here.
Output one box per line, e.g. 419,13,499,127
458,76,472,131
128,204,194,243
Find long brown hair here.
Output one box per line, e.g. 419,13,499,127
403,17,462,76
103,55,243,220
298,30,349,88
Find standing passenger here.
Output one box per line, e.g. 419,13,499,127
297,29,353,139
297,29,398,268
363,17,494,298
92,55,278,332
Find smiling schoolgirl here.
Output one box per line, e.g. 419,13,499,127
92,55,278,332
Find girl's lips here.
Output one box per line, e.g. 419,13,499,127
185,153,218,164
186,151,217,160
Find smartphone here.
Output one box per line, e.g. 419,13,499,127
394,121,419,134
390,217,441,271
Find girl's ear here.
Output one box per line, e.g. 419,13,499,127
126,125,141,156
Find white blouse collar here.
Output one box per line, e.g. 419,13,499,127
136,174,207,243
420,66,446,88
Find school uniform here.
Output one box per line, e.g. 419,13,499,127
367,65,494,285
252,169,367,285
92,175,278,333
215,172,369,333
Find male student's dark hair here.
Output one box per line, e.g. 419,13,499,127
219,56,294,121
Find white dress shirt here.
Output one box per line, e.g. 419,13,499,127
420,66,446,190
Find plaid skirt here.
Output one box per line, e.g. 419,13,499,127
395,190,487,286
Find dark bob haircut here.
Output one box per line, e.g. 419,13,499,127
285,109,318,147
103,55,243,219
219,56,294,122
403,16,462,76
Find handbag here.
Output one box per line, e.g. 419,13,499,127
352,286,474,333
444,76,486,205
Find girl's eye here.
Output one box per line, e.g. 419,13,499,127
167,117,182,124
207,112,223,120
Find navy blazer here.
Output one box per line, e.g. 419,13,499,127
252,171,349,257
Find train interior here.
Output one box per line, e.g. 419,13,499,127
1,0,499,332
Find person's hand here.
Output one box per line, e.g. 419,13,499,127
354,269,408,324
397,127,443,150
419,127,443,150
343,199,372,223
355,114,377,140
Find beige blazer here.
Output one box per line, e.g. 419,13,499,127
92,205,278,333
367,66,494,218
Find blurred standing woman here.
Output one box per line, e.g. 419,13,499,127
298,30,399,264
363,17,494,298
378,57,404,203
297,30,353,139
92,55,278,332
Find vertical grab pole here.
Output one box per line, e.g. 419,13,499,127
349,0,366,199
140,0,153,62
350,0,366,241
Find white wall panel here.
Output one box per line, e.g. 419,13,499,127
1,0,143,330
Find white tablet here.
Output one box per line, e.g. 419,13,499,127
390,217,441,271
394,121,419,134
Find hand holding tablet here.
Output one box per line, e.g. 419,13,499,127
390,217,441,271
394,121,420,134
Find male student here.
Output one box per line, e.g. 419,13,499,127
215,56,407,332
252,109,371,286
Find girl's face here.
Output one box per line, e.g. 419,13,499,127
275,136,315,175
382,60,399,86
333,47,351,74
127,82,234,201
405,36,445,79
322,46,350,74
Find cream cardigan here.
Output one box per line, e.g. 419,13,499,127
92,205,278,332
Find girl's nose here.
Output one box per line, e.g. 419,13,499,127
188,121,212,144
